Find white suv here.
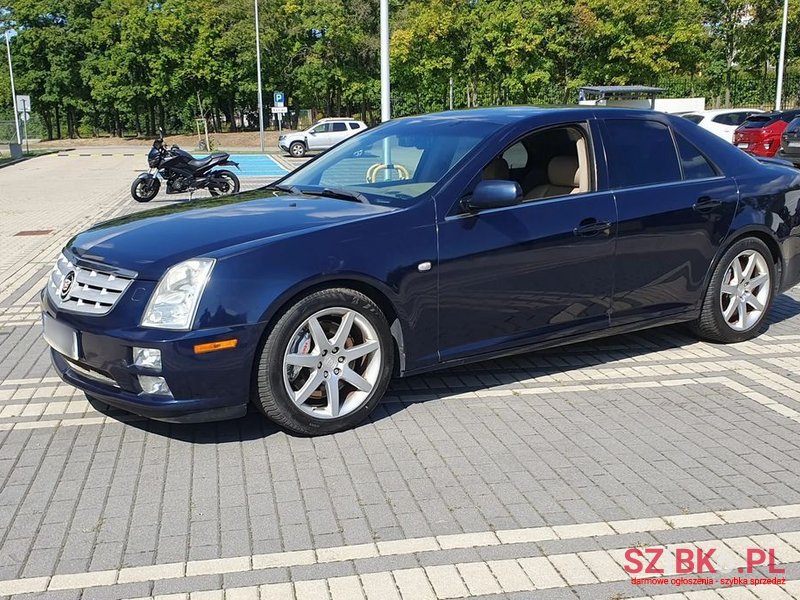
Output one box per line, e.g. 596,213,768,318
681,109,764,142
279,118,367,157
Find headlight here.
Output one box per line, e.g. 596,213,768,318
140,258,215,330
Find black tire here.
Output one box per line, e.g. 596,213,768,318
208,170,240,197
691,237,776,343
289,141,306,158
253,288,394,435
131,176,160,202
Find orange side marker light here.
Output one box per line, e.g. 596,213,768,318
194,339,238,354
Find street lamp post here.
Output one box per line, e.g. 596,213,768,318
775,0,790,111
254,0,265,152
379,0,390,122
5,30,21,145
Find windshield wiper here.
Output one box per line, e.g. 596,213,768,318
269,183,303,194
306,188,370,205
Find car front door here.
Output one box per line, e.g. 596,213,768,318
600,117,739,326
436,121,618,363
306,123,331,150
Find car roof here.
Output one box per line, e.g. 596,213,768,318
317,117,361,122
410,106,657,124
693,108,764,116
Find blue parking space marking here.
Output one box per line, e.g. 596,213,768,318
229,154,287,178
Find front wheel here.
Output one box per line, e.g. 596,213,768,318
691,237,776,343
208,169,240,197
131,175,160,202
253,288,394,435
289,141,306,158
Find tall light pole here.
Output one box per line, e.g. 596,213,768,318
775,0,790,111
379,0,390,122
254,0,265,152
5,30,21,145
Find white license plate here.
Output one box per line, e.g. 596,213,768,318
737,143,749,149
42,315,78,359
789,141,800,147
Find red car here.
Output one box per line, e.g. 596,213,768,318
733,109,800,157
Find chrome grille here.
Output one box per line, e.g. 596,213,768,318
47,254,135,316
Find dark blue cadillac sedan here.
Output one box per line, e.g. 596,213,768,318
42,107,800,434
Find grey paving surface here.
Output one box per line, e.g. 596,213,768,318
1,151,800,598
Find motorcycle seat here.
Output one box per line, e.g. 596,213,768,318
188,152,227,170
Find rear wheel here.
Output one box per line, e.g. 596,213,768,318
131,176,160,202
691,237,776,343
209,170,240,197
253,288,394,435
289,141,306,158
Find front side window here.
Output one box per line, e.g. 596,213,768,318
480,125,591,202
604,120,681,188
311,123,330,134
281,117,495,207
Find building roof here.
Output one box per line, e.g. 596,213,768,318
579,85,665,97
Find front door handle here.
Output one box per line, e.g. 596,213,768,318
574,218,612,237
693,197,722,213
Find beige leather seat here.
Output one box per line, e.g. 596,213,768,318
526,156,579,200
482,157,510,180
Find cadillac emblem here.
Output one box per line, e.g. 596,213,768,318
60,271,75,300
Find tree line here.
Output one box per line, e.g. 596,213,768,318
1,0,798,140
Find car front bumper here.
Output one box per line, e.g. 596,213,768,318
42,291,261,423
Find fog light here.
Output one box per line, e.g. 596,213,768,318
138,375,172,396
133,347,162,370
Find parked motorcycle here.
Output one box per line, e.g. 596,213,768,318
131,131,240,202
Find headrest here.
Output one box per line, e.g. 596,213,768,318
548,156,579,188
482,157,510,181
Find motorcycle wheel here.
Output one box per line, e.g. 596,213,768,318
131,176,160,202
209,170,241,197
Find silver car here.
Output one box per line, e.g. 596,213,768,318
278,118,367,157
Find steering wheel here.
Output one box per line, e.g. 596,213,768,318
366,163,410,184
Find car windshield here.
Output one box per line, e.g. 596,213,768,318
279,116,496,207
682,114,704,124
787,118,800,133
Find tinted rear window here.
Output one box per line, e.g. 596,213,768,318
742,115,778,128
604,119,681,188
676,134,717,180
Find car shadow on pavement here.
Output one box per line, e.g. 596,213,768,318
86,395,280,442
86,293,800,439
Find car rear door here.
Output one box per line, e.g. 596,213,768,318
435,120,618,362
327,122,350,147
599,117,739,326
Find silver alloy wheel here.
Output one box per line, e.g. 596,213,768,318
719,249,771,332
282,307,382,419
290,143,305,157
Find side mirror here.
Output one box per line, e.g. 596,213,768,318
463,180,523,211
309,130,317,135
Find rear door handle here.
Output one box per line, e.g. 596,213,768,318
574,218,612,237
693,197,722,213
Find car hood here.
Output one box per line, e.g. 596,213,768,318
67,189,394,280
